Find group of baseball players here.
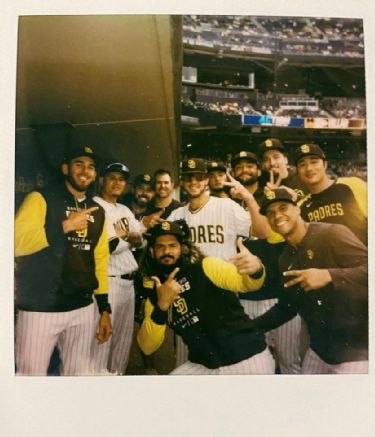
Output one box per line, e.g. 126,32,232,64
14,137,368,376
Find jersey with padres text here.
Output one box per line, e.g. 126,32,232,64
299,177,367,245
167,196,250,259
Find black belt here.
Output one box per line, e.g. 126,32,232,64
109,272,136,281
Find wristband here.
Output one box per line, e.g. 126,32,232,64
249,263,264,280
151,305,168,325
95,294,112,314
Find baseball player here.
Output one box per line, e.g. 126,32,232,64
207,160,231,198
121,173,154,220
252,188,368,374
258,138,308,199
222,158,304,374
231,151,265,204
167,157,254,366
141,168,183,229
91,162,143,375
15,145,112,376
168,158,252,259
295,143,367,245
137,220,275,375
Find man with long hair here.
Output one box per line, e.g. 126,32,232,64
137,220,275,375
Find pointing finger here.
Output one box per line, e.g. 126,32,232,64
86,206,99,213
283,270,302,277
168,267,180,280
284,275,304,288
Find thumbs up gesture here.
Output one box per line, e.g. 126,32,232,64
151,267,181,311
142,208,165,230
228,237,263,276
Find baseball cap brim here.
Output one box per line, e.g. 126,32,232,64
259,189,297,215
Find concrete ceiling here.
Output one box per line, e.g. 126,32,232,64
16,15,182,178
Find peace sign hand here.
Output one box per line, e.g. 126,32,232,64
151,267,181,311
223,172,252,202
283,268,332,291
265,170,283,190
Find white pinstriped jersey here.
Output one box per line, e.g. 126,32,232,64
94,196,140,275
167,196,251,259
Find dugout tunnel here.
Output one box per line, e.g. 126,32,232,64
15,15,182,208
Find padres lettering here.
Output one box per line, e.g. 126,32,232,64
307,203,344,222
189,225,224,244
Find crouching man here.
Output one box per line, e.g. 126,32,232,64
253,188,368,374
137,220,275,375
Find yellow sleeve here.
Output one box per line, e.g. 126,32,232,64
338,177,367,217
137,298,167,355
202,256,265,293
93,217,109,295
15,192,49,257
266,229,285,244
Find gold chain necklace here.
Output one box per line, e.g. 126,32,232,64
74,196,87,211
188,196,210,214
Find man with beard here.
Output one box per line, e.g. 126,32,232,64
207,160,231,198
225,150,306,374
168,157,252,259
167,157,253,366
121,173,154,221
231,151,265,205
15,145,112,375
137,220,275,375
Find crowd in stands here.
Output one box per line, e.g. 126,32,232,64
182,85,366,120
329,160,367,180
183,15,364,58
321,97,366,118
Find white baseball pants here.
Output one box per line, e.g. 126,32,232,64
301,348,368,374
90,277,135,375
170,347,275,375
15,303,97,376
240,298,309,374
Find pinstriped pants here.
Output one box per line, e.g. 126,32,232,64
90,277,135,375
240,298,309,374
301,348,368,374
15,303,97,376
170,347,275,375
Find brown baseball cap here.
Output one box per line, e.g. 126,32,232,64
231,151,260,168
180,158,207,175
258,138,285,158
259,188,297,215
207,160,227,173
294,144,326,165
